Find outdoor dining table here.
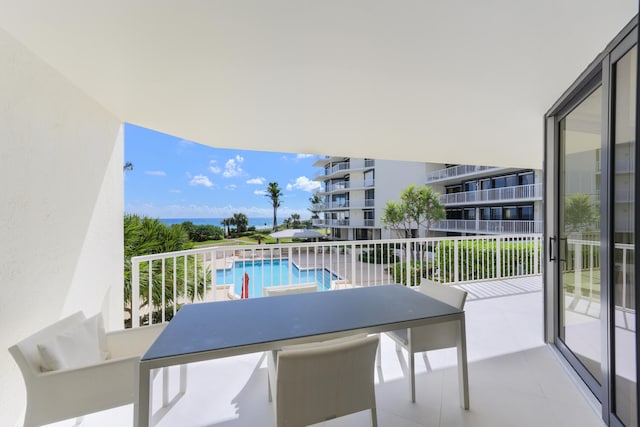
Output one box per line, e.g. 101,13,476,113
134,284,469,426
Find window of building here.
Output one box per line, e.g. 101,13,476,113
446,185,462,194
505,174,518,187
480,207,491,220
491,207,502,220
503,206,518,220
447,209,462,220
480,179,492,190
519,205,534,220
493,176,506,188
519,172,535,185
463,208,475,220
464,180,478,192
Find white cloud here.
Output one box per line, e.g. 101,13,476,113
225,184,237,190
286,176,321,192
296,154,314,159
254,190,268,196
223,155,244,178
169,189,182,193
209,160,221,174
145,170,166,176
189,175,213,187
246,177,265,185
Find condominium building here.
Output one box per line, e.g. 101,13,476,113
313,159,543,239
426,164,543,236
311,157,428,240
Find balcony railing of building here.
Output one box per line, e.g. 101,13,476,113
130,234,543,327
313,199,376,211
364,159,375,167
439,183,543,205
319,180,375,193
431,219,543,234
425,165,503,183
313,162,351,180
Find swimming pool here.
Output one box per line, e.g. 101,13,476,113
216,259,338,298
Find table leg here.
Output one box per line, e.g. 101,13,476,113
456,314,470,409
135,362,151,427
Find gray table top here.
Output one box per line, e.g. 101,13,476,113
142,284,462,362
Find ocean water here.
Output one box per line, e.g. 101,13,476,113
160,217,278,229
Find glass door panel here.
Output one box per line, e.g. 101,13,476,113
559,86,603,385
613,45,637,427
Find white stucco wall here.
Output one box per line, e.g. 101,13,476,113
0,29,123,426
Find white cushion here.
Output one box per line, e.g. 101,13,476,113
37,313,107,371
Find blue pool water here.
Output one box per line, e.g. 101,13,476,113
216,259,337,298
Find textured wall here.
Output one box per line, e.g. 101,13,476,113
0,28,123,426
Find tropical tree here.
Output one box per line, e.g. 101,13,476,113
564,194,598,233
290,213,302,228
123,214,207,327
308,193,322,219
220,217,233,237
381,185,445,237
283,217,292,229
232,212,249,233
266,182,283,231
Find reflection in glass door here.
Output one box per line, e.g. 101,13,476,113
612,45,637,427
558,86,603,388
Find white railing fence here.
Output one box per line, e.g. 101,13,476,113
129,234,542,327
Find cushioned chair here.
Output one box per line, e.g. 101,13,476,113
9,311,180,427
267,334,379,427
262,282,318,297
386,279,468,402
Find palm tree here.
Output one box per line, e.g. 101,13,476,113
220,217,233,237
290,213,301,228
233,212,249,233
265,182,283,231
308,193,322,219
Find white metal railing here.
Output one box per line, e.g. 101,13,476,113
439,183,542,205
432,219,543,234
425,165,502,183
130,234,542,327
564,239,634,311
320,180,374,193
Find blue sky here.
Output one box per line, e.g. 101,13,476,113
124,123,321,220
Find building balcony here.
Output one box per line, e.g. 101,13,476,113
317,180,375,194
61,274,605,427
425,165,514,184
439,183,543,206
432,219,543,234
312,218,377,228
313,199,376,211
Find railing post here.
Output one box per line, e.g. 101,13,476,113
574,241,582,298
453,240,459,283
406,243,412,286
495,237,502,279
351,243,357,286
132,258,140,328
533,235,539,275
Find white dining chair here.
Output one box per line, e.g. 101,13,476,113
386,279,468,402
267,334,379,427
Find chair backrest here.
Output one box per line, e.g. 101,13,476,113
9,312,86,378
275,334,379,427
419,278,467,309
410,280,467,352
263,282,317,297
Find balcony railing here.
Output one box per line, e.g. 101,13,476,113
319,180,374,193
425,165,502,183
431,219,543,234
439,183,542,205
130,234,543,327
313,199,376,210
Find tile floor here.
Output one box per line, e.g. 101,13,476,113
47,277,605,427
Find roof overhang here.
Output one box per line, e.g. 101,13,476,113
0,1,636,169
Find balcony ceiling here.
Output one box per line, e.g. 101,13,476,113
0,1,635,169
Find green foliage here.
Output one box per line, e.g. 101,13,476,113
124,214,208,327
359,245,399,264
433,240,540,282
232,212,249,233
389,262,432,286
181,221,224,242
266,182,283,231
382,185,445,237
564,194,598,233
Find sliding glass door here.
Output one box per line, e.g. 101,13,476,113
546,22,638,427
